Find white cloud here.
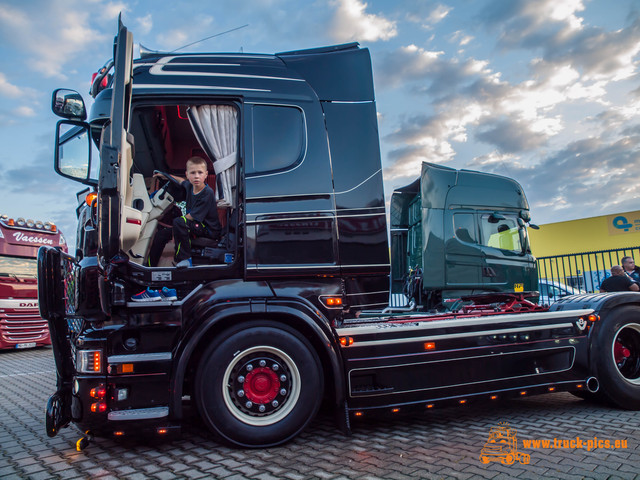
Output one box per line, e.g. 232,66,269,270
137,14,153,35
13,106,36,117
0,2,109,80
330,0,397,42
100,1,129,21
427,4,451,25
0,72,22,98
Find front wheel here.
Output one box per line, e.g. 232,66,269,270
195,322,323,447
594,306,640,410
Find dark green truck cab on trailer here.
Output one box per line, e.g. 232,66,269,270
390,162,538,309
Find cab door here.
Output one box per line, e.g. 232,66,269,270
98,18,136,261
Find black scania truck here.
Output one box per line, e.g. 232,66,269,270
39,20,640,448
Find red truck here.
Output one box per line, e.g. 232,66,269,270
0,214,66,349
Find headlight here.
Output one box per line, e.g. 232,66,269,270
77,349,103,373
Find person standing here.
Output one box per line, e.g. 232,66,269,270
600,265,640,292
621,256,640,283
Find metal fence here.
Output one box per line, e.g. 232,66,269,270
536,246,640,294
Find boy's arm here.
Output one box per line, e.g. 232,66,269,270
153,171,186,183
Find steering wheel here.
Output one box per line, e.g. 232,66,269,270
153,170,185,202
154,170,183,188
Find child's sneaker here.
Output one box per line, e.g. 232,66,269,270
131,287,161,302
175,258,192,268
160,287,177,301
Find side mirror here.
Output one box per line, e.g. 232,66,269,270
55,120,97,186
52,89,87,120
488,212,506,223
528,223,540,230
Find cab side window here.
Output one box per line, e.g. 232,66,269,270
247,105,305,175
453,213,477,244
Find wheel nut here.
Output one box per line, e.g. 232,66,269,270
238,390,245,398
238,376,245,383
259,360,266,367
245,401,253,408
259,405,266,412
246,364,253,372
272,364,279,371
280,388,287,396
280,375,286,382
272,400,279,407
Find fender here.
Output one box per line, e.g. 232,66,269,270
551,292,640,375
169,294,345,420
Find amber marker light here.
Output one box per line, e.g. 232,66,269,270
114,431,125,437
548,387,556,392
354,411,363,417
520,391,527,396
587,314,599,322
157,428,168,435
121,363,134,374
85,192,98,207
576,384,584,389
424,342,436,351
426,404,434,409
391,408,400,413
93,352,101,372
339,336,354,347
325,297,343,307
490,395,498,400
459,399,467,405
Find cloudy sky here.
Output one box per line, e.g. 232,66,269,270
1,0,639,248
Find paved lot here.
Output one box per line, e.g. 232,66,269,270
0,347,638,480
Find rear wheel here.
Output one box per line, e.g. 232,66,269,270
195,322,323,447
594,306,640,410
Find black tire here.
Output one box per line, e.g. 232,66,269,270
593,306,640,410
195,322,323,447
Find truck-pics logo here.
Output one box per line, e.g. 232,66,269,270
479,422,531,465
12,231,54,245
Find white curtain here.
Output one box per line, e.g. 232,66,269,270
187,105,238,208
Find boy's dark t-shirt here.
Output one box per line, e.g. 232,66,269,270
181,180,221,236
600,275,635,292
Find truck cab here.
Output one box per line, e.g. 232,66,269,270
51,21,389,320
390,162,538,308
0,214,66,349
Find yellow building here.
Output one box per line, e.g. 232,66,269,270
530,209,640,257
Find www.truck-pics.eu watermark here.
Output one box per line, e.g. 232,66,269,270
480,422,628,465
522,436,628,451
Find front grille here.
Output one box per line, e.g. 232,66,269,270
0,311,49,342
61,254,78,316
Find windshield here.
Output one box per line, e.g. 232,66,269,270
0,255,38,277
480,214,522,253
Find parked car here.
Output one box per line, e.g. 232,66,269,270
537,279,584,305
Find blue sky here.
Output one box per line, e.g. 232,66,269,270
1,0,639,248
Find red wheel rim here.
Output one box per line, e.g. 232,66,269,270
244,367,280,404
